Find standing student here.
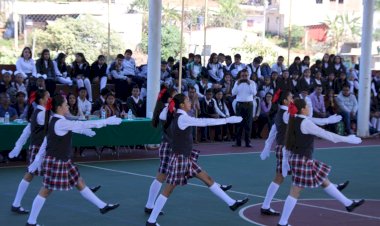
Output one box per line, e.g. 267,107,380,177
146,93,248,226
232,69,257,147
260,90,348,216
25,95,122,226
277,99,364,226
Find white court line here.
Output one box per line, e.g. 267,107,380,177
1,145,379,169
239,200,380,226
77,163,380,221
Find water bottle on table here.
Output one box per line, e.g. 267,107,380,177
127,109,133,120
4,112,10,124
101,108,106,119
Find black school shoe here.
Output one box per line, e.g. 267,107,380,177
260,207,280,216
346,199,365,212
277,224,292,226
100,203,120,214
146,221,160,226
25,223,40,226
144,207,164,215
11,205,29,214
336,181,349,191
90,185,101,193
229,198,249,211
220,184,232,191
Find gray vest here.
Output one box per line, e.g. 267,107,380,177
46,117,73,161
274,108,287,145
170,113,193,157
30,108,45,145
291,117,314,159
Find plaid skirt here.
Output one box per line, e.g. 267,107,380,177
42,156,80,191
289,154,331,188
27,145,44,176
166,150,202,186
158,142,172,174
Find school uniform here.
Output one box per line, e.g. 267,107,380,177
157,106,172,174
273,105,289,174
126,96,145,117
28,106,46,176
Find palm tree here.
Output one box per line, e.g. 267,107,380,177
212,0,245,29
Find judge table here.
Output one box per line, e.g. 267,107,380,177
0,118,161,151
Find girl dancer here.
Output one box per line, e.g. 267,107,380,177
25,94,121,226
260,89,347,216
278,99,364,226
146,93,248,226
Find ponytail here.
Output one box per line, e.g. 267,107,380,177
152,88,176,128
27,90,48,122
163,93,186,129
43,98,53,135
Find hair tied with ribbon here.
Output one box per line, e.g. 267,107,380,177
288,101,298,116
157,88,167,101
168,99,175,113
46,98,53,111
272,88,282,103
28,91,37,105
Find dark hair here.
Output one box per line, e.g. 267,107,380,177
152,88,176,128
234,54,241,59
43,94,65,134
67,93,79,116
20,47,32,58
116,54,124,60
167,56,175,63
218,53,225,57
124,49,133,55
27,89,48,122
225,55,232,61
278,90,292,106
75,52,89,65
164,93,187,129
78,87,87,92
100,88,111,96
285,99,307,151
208,53,218,63
188,53,195,58
98,55,106,60
206,88,213,94
56,53,67,72
39,49,53,68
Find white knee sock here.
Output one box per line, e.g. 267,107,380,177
147,194,167,223
84,78,93,101
100,76,107,91
262,182,280,209
79,186,106,208
324,184,353,206
279,195,297,225
145,179,163,209
27,195,46,224
13,179,30,207
209,182,235,206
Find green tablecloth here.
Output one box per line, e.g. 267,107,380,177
0,118,161,151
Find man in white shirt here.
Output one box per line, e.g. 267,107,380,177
232,69,257,147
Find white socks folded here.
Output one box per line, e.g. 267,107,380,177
13,179,30,207
148,194,167,223
262,182,280,209
324,184,353,206
80,186,106,209
209,182,235,206
27,195,46,225
146,179,163,209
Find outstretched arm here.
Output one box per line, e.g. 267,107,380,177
9,123,31,158
178,114,242,130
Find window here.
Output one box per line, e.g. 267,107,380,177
338,0,344,3
316,0,323,3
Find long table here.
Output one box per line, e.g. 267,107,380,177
0,118,161,151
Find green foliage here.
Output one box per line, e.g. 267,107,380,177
374,28,380,41
139,24,184,60
232,37,277,64
211,0,245,29
325,14,361,52
35,15,124,62
280,26,305,49
0,39,18,64
129,0,149,12
162,6,181,26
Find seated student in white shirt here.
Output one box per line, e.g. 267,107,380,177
214,89,231,141
77,87,92,117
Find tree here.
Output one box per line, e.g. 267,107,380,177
35,15,124,62
139,24,184,60
211,0,245,29
129,0,149,13
325,14,361,53
232,37,277,64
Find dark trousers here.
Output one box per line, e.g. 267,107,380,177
114,79,133,102
45,79,56,96
235,101,253,145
